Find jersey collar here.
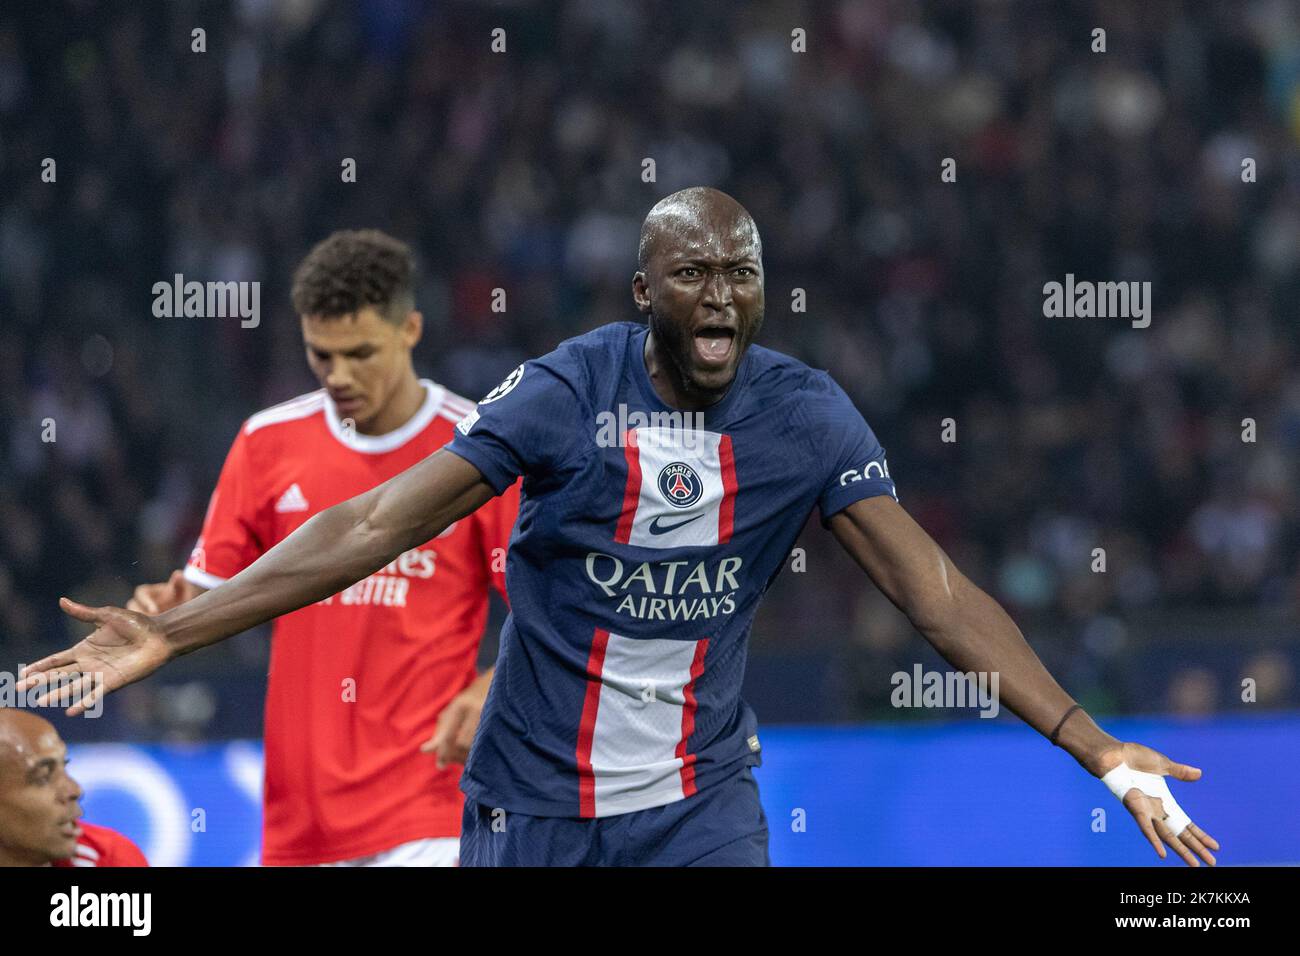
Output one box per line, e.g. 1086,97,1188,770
629,324,752,428
323,379,445,454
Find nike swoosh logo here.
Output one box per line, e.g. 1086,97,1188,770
648,513,704,535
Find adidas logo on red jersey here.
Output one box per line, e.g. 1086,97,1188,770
274,483,309,513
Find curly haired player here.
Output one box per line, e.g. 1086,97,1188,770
119,230,518,866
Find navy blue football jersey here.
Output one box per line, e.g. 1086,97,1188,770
446,321,896,818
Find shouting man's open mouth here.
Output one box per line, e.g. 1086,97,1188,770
693,324,736,368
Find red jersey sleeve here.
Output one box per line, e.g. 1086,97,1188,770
475,478,520,603
185,426,269,588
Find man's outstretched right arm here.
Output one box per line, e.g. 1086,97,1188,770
160,449,492,653
20,449,494,713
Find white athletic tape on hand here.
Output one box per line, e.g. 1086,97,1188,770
1100,762,1192,836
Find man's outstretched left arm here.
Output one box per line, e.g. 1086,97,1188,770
828,494,1219,866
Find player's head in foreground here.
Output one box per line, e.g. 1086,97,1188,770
634,187,764,410
0,710,83,866
291,228,426,435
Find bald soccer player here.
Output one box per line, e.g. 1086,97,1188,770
0,710,146,867
24,188,1218,867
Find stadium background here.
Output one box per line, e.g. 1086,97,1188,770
2,0,1297,863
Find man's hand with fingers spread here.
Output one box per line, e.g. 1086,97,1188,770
421,668,494,768
17,451,494,718
18,597,174,717
1093,741,1220,867
125,569,204,615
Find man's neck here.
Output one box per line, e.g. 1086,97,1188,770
359,373,426,436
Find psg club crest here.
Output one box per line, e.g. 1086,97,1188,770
657,462,703,509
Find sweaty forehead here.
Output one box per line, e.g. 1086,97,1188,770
0,722,64,779
647,210,761,264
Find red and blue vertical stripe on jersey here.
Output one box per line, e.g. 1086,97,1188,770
574,425,737,817
615,428,738,547
576,628,711,818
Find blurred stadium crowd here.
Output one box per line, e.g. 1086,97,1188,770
1,0,1298,738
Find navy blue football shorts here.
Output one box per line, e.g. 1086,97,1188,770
459,766,771,867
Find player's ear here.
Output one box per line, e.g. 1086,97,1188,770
401,310,423,348
632,273,651,313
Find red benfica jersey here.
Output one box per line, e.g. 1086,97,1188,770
52,822,149,867
183,380,517,865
